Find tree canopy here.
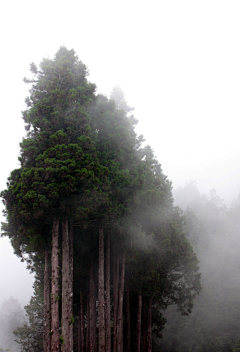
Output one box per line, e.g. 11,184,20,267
1,47,200,352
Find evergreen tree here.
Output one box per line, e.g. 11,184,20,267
1,48,201,352
14,273,43,352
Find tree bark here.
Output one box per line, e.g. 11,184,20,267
126,289,131,352
136,293,142,352
62,218,70,351
87,296,90,352
142,297,147,352
105,232,111,352
78,310,81,352
98,226,105,352
147,297,152,352
69,220,74,352
43,249,50,352
78,293,85,352
117,252,125,352
113,248,119,352
90,265,97,352
51,217,60,352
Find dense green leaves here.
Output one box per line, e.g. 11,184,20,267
1,47,201,350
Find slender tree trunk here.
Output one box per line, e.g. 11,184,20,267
51,217,60,352
117,252,125,352
69,220,74,352
78,311,81,352
98,226,105,352
113,249,119,352
92,283,97,352
43,249,50,352
142,297,147,352
147,297,152,352
136,293,142,352
90,265,97,352
105,232,111,352
81,295,85,352
126,289,131,352
78,293,85,352
62,218,70,351
87,296,90,352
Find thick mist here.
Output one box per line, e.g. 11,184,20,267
1,1,240,350
155,182,240,351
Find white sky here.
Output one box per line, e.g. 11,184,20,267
1,0,240,306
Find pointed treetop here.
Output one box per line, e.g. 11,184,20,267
110,86,134,114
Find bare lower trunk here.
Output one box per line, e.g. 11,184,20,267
87,297,90,352
90,265,97,352
92,285,97,352
126,289,131,352
142,297,147,352
62,218,70,351
136,293,142,352
69,220,74,352
81,295,85,352
43,249,50,352
105,232,111,352
113,249,119,352
116,252,125,352
98,226,105,352
51,217,60,352
147,297,152,352
78,311,80,352
78,293,85,352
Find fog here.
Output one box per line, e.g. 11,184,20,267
156,183,240,351
1,0,240,350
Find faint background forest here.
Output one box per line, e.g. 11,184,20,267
2,182,240,352
156,182,240,352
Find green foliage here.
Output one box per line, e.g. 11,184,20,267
125,208,200,315
14,261,43,352
1,48,201,350
1,48,108,259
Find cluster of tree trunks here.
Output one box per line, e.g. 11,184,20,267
43,217,74,352
43,222,153,352
76,229,127,352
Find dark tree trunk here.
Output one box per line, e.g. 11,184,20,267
113,249,119,352
147,297,152,352
51,217,60,352
78,312,80,352
98,226,105,352
105,232,111,352
92,287,97,352
142,297,147,352
136,293,142,352
43,249,50,352
87,296,90,352
69,220,74,352
81,295,85,352
126,289,131,352
90,265,97,352
117,252,125,352
62,218,70,351
78,293,85,352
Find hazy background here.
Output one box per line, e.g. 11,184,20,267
1,0,240,309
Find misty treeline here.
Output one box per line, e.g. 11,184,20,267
0,48,200,352
156,182,240,352
0,297,26,352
